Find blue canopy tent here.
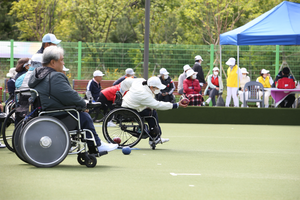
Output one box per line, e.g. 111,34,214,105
219,1,300,91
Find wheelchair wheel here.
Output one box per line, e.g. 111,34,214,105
1,109,16,152
13,120,29,163
90,107,106,123
85,154,97,168
77,153,86,165
20,116,70,168
102,108,143,148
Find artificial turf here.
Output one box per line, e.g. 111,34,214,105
1,123,300,200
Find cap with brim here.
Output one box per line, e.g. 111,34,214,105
42,33,61,45
159,68,169,75
147,77,166,90
183,65,191,71
186,69,197,78
261,69,269,74
195,55,203,61
93,70,104,77
31,53,43,63
125,68,135,75
63,66,69,72
240,68,249,74
213,67,219,71
226,58,236,66
6,68,17,78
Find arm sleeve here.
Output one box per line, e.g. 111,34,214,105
194,80,201,93
177,75,184,91
207,76,216,89
142,95,173,110
168,81,175,94
113,76,125,86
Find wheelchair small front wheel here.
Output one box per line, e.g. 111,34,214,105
2,109,16,152
85,154,97,168
77,153,85,165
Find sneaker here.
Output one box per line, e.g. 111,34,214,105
149,138,169,146
202,102,206,106
0,142,6,148
97,142,118,152
107,121,117,127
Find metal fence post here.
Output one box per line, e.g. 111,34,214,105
10,39,14,69
275,45,280,77
78,41,82,80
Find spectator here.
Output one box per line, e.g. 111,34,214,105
238,68,251,107
28,46,117,152
193,55,206,91
275,67,296,108
113,68,136,86
183,69,203,106
178,65,191,95
37,33,61,53
204,67,223,106
121,77,187,147
225,58,241,107
86,70,104,102
156,68,175,103
272,67,295,88
15,58,30,81
256,69,274,108
6,67,17,102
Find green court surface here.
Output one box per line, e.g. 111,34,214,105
1,123,300,200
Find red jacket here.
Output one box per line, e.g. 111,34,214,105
276,77,295,89
183,78,201,95
101,84,121,102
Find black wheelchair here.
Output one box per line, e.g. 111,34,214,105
6,89,107,168
1,99,16,152
101,91,162,150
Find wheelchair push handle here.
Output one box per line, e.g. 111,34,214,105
14,88,39,96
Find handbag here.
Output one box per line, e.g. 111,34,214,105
216,93,225,106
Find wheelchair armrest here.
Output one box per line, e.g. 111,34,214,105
86,102,102,109
43,106,84,112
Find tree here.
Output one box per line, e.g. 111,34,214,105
0,0,20,40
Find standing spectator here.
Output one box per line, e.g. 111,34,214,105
183,69,203,106
37,33,61,53
15,58,30,81
256,69,273,108
156,68,175,103
86,70,104,102
193,55,206,93
178,65,191,95
204,67,223,106
113,68,136,86
238,68,251,107
275,67,295,108
6,68,17,102
225,57,241,107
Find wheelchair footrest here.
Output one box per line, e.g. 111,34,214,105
97,151,108,157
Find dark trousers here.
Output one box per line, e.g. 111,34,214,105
207,88,219,106
79,112,101,146
139,109,161,139
157,93,173,103
279,94,295,108
97,92,113,115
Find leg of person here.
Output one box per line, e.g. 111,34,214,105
225,87,232,107
178,88,184,95
257,91,263,108
232,87,239,107
79,112,117,152
238,90,243,107
282,94,296,108
210,88,219,106
264,90,271,108
205,89,211,104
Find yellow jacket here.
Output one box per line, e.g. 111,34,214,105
227,65,239,87
257,76,271,88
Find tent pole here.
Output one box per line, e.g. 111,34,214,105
237,46,240,88
220,45,222,93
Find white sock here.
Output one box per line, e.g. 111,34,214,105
206,98,211,104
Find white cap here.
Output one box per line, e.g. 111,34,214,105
6,68,17,78
240,68,249,74
195,55,203,61
125,68,135,75
261,69,269,74
159,68,169,75
42,33,61,45
213,67,219,71
186,69,197,78
147,77,166,90
226,58,236,66
183,65,191,72
63,65,69,72
93,70,104,77
31,53,43,63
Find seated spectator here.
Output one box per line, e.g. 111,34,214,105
272,67,295,88
86,70,104,102
156,68,175,103
113,68,136,86
183,69,203,106
238,68,251,107
28,46,117,152
15,58,30,81
178,65,191,95
256,69,274,108
204,67,223,106
275,67,296,108
6,68,17,102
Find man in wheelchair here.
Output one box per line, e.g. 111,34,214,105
121,77,187,147
28,46,118,153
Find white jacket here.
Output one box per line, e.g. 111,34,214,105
122,78,173,112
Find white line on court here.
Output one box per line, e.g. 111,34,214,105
170,173,201,176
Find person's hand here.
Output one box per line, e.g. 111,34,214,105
85,109,89,113
162,93,166,96
216,87,219,91
178,99,188,108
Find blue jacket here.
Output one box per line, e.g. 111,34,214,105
86,79,101,101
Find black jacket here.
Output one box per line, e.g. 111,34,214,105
193,62,206,84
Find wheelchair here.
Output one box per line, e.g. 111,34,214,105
10,89,107,168
101,91,162,150
1,99,16,152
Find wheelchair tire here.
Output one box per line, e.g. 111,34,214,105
77,153,86,165
85,154,97,168
20,116,70,168
2,109,16,152
12,120,29,163
102,108,143,148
